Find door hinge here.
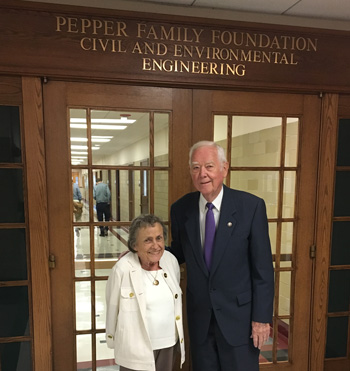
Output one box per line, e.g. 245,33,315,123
49,254,56,269
310,245,316,259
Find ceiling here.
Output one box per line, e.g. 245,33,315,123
21,0,350,28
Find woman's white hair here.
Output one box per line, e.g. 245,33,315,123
189,141,227,166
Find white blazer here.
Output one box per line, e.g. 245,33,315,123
106,250,185,371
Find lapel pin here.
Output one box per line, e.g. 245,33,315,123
227,222,233,227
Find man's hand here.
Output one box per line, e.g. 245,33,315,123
251,321,270,349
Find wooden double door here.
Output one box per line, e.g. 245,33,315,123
42,80,326,371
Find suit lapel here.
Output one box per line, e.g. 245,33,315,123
210,186,237,276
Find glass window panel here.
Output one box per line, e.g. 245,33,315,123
95,281,107,330
0,106,21,163
285,118,299,167
72,169,89,223
231,116,282,167
154,171,168,221
93,171,112,230
268,222,277,257
96,333,117,368
70,108,88,166
331,222,350,265
75,281,91,331
0,341,32,371
74,226,91,277
259,322,273,363
214,115,228,155
118,170,131,221
230,171,279,218
282,171,296,218
91,110,149,166
139,170,150,215
276,319,289,361
334,171,350,216
279,272,291,316
281,222,293,256
95,226,128,277
0,286,30,337
0,169,24,223
76,334,92,370
336,119,350,166
95,226,119,277
154,113,169,167
328,270,350,312
325,316,349,358
0,229,27,281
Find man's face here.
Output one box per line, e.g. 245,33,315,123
190,146,228,202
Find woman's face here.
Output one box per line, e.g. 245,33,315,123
134,223,165,270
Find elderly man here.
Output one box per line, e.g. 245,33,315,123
169,140,274,371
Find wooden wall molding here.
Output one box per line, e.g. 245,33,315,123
0,0,350,93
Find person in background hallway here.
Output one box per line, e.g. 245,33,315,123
73,180,83,237
93,177,111,236
169,140,274,371
105,214,185,371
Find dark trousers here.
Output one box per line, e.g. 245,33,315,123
96,202,110,234
191,314,260,371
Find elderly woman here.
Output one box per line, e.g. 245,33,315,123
106,214,185,371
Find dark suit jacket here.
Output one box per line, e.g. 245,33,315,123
169,185,274,347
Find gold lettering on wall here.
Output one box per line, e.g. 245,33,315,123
55,15,318,78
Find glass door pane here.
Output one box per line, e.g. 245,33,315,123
69,107,170,370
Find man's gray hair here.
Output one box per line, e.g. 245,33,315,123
128,214,167,253
189,141,227,166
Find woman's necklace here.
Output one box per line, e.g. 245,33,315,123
147,270,159,286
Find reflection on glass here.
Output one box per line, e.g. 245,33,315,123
230,170,279,219
72,169,89,223
154,113,169,167
325,316,349,358
96,333,117,368
0,229,27,281
279,272,291,316
331,222,350,265
76,334,92,369
74,226,91,277
231,116,282,167
90,110,149,166
285,118,299,167
0,168,24,223
334,172,350,217
0,106,21,163
336,119,350,166
0,341,32,371
282,171,296,218
70,108,88,166
154,171,168,221
328,270,350,312
76,281,91,331
0,286,30,337
95,281,106,330
214,115,228,156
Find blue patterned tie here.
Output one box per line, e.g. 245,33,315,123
204,202,215,270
